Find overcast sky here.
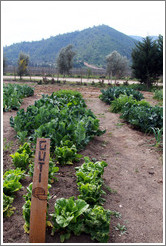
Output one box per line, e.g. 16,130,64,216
1,1,165,46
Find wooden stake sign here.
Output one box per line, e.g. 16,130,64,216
29,138,50,243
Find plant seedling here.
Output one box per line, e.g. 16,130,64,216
114,223,127,235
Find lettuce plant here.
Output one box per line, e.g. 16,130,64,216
3,193,15,217
84,205,111,243
3,174,22,195
54,144,82,165
51,196,89,242
77,183,106,205
3,168,25,180
10,142,33,170
75,157,107,205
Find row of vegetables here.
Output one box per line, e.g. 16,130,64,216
3,143,111,242
4,89,112,243
3,83,34,112
100,86,163,134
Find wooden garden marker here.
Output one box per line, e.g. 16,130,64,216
29,138,50,243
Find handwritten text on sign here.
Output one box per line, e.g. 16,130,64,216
29,138,50,243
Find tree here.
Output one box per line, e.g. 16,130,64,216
131,36,162,87
17,52,29,79
106,51,129,82
157,34,163,76
3,55,7,75
57,45,76,76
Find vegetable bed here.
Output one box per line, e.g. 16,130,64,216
3,83,163,244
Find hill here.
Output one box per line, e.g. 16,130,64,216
130,35,158,42
3,25,138,68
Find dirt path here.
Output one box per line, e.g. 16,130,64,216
83,98,163,243
3,83,163,243
3,75,140,85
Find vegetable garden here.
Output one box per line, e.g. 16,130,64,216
3,82,163,243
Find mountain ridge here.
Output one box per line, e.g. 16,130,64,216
4,24,138,67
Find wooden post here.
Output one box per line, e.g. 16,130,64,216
29,138,50,243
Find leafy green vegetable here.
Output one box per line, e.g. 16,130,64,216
3,174,22,195
54,144,82,165
77,183,106,205
100,86,144,104
50,197,111,243
3,193,15,217
84,205,111,243
111,94,150,113
3,168,25,180
10,90,105,152
3,83,34,112
17,142,33,157
10,142,33,170
120,104,163,133
10,151,30,170
51,196,89,240
22,200,31,233
75,157,107,205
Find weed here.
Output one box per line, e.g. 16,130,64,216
153,89,163,101
114,223,127,235
91,157,97,162
3,138,14,151
110,210,122,219
103,183,117,194
97,113,105,118
151,127,163,148
101,140,108,147
116,122,125,128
